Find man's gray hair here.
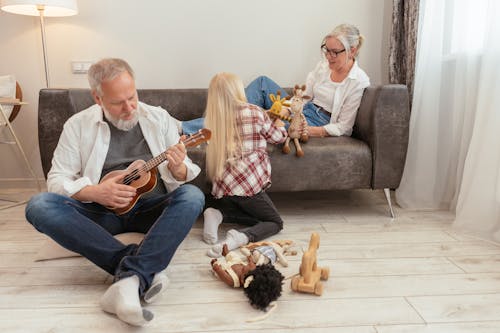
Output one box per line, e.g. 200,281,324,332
88,58,135,96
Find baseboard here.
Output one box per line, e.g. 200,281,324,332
0,178,46,189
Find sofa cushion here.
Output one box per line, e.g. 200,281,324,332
269,137,372,191
187,136,372,193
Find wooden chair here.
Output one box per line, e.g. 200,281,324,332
8,82,22,122
0,81,42,210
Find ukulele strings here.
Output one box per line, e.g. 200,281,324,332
122,156,160,185
121,132,203,184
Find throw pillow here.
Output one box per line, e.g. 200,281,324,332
34,232,145,261
0,75,16,120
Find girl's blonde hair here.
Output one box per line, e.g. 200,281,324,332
204,72,247,181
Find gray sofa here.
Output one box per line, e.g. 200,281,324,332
38,85,409,216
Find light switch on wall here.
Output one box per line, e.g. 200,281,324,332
71,61,93,74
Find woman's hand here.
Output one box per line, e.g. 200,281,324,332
308,126,328,137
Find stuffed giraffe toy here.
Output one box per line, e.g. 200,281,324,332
267,90,292,122
282,84,310,157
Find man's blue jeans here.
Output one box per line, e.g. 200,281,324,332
25,184,204,295
182,76,330,134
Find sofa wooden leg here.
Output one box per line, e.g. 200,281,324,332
384,188,395,218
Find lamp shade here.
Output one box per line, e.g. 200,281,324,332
0,0,78,17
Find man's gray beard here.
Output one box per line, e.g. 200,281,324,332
102,107,139,131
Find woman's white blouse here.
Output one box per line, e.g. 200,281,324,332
305,60,370,136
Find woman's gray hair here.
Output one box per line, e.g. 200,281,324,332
88,58,135,96
322,23,364,59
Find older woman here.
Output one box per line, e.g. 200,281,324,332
244,23,370,137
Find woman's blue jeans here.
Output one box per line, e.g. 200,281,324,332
246,76,331,126
182,76,330,134
25,184,204,295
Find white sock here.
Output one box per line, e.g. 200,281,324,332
100,275,153,326
143,270,169,304
203,208,223,244
207,229,249,258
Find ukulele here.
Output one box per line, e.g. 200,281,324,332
100,128,211,215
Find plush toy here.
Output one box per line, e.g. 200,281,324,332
282,84,310,157
211,244,284,311
240,240,295,267
291,232,330,296
291,84,308,99
267,90,292,122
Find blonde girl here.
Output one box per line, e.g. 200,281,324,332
201,72,287,257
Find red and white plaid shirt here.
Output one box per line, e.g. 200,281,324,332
211,104,287,198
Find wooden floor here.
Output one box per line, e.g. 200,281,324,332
1,188,500,332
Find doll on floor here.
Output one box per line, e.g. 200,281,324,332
211,244,284,311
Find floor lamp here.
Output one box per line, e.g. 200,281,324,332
0,0,78,88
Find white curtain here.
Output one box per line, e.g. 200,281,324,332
454,1,500,241
396,0,500,241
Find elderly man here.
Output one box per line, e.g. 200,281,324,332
25,58,204,326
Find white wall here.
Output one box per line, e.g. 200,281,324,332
0,0,392,186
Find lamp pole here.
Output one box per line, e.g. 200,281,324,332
37,4,50,88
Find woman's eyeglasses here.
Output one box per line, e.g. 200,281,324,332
321,44,346,57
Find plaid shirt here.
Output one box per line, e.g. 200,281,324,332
212,104,287,198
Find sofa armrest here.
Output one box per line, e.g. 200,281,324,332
353,84,410,189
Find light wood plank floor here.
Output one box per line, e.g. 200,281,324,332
1,188,500,332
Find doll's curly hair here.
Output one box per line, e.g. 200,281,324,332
243,263,284,311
